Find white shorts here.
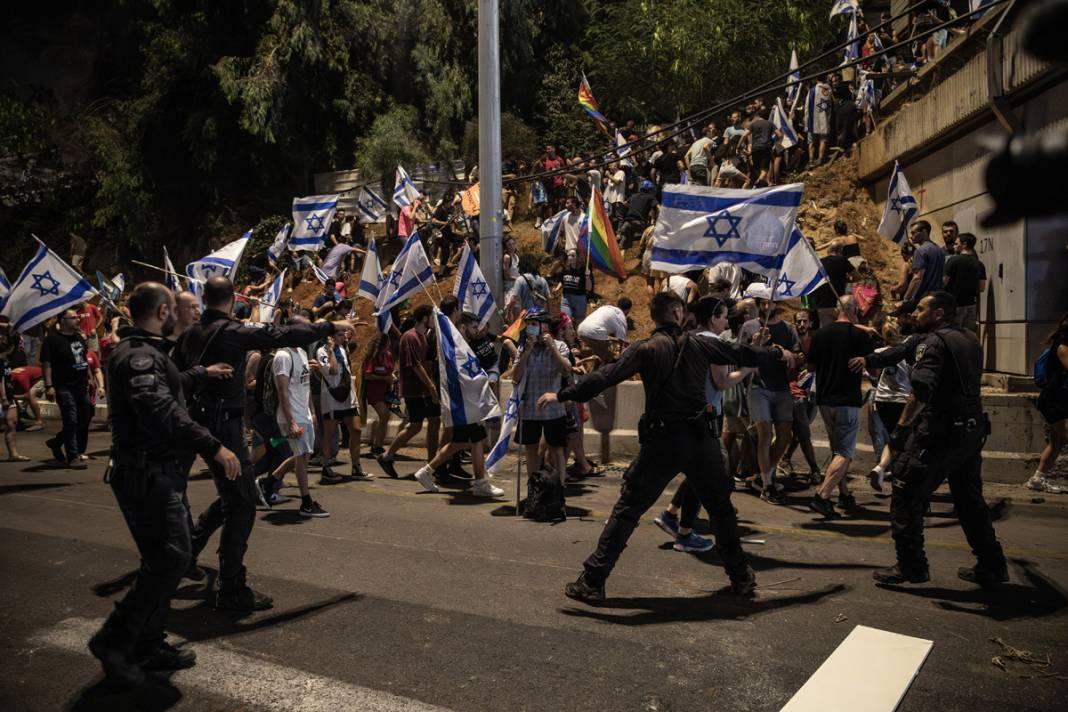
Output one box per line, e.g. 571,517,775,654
278,420,316,456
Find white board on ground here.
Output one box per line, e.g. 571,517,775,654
780,624,933,712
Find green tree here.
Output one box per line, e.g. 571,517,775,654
354,105,431,197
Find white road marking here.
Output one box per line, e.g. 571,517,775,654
32,617,458,712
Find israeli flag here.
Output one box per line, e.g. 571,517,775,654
267,223,290,267
0,266,10,310
393,165,420,209
322,243,354,279
1,240,97,333
541,209,569,254
453,242,496,327
357,185,389,224
805,85,816,135
258,269,286,324
843,11,860,65
373,233,423,332
772,98,798,150
434,308,500,429
290,194,338,252
376,231,434,315
185,231,251,297
486,375,524,475
877,162,918,244
96,271,123,303
162,247,182,292
615,130,634,168
857,74,878,115
786,49,801,106
311,263,330,284
830,0,859,19
650,183,803,278
772,228,827,300
356,238,383,303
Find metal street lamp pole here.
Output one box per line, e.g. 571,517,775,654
477,0,503,319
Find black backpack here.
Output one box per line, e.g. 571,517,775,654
257,350,293,417
522,469,564,522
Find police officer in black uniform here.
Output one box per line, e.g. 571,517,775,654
176,276,355,611
89,283,241,687
869,292,1008,587
538,291,794,601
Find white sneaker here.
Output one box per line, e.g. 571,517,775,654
471,479,505,498
534,218,542,228
1026,473,1065,494
414,466,440,493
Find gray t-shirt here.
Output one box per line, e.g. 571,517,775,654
911,241,945,299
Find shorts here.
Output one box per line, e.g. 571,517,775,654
323,406,359,421
519,417,567,447
748,387,793,423
451,423,488,444
278,419,316,457
406,396,441,422
689,165,709,185
565,402,581,434
550,186,568,202
717,160,743,180
252,411,293,458
750,147,772,172
819,405,861,459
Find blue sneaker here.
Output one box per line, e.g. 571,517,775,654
653,511,679,538
673,532,715,553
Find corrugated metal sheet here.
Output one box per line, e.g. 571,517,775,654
1003,25,1046,90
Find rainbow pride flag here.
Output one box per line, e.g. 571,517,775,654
502,309,527,343
578,72,610,134
581,186,626,279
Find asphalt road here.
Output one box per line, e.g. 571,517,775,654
1,427,1066,711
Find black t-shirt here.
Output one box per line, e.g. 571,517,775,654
471,335,499,372
748,118,775,150
0,357,13,402
944,254,985,306
653,151,682,185
40,330,89,388
561,265,587,295
432,204,454,241
625,192,657,222
812,255,855,309
809,322,877,407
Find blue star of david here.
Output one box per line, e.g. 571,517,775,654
890,197,902,213
305,214,326,234
30,270,61,297
703,210,743,248
460,355,482,378
776,272,797,296
816,98,830,113
388,270,402,289
505,399,520,420
470,278,488,299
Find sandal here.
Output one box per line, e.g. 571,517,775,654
7,454,30,462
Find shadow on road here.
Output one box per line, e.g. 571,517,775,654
560,583,849,626
0,482,73,496
67,674,182,712
877,559,1067,621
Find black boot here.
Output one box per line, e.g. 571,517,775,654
88,627,145,688
872,564,930,585
728,566,757,596
137,640,197,671
564,573,605,603
215,586,274,612
958,564,1008,587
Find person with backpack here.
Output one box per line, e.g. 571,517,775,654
251,348,295,508
1029,313,1068,494
317,330,372,483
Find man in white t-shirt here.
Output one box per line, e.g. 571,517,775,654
576,298,632,365
316,329,373,484
274,317,329,518
603,162,627,219
562,196,585,254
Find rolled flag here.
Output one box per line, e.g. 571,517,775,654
376,231,434,314
787,49,801,106
356,184,389,224
322,242,354,279
650,183,803,278
185,231,251,297
772,98,798,150
877,161,918,244
311,263,330,284
433,307,500,429
393,165,420,209
453,241,496,327
290,194,338,252
258,269,286,324
805,85,817,135
356,237,383,303
162,247,182,292
830,0,859,19
842,11,860,65
0,266,10,310
581,186,626,279
485,374,525,475
1,239,97,332
267,223,291,266
770,228,827,300
540,209,569,255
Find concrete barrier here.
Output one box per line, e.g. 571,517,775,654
40,382,1046,483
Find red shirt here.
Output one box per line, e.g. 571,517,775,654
362,349,395,404
77,303,102,338
398,328,431,398
541,156,565,191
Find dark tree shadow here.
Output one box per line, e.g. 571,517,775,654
560,583,848,626
0,482,72,495
876,559,1068,621
67,673,182,712
261,511,313,526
